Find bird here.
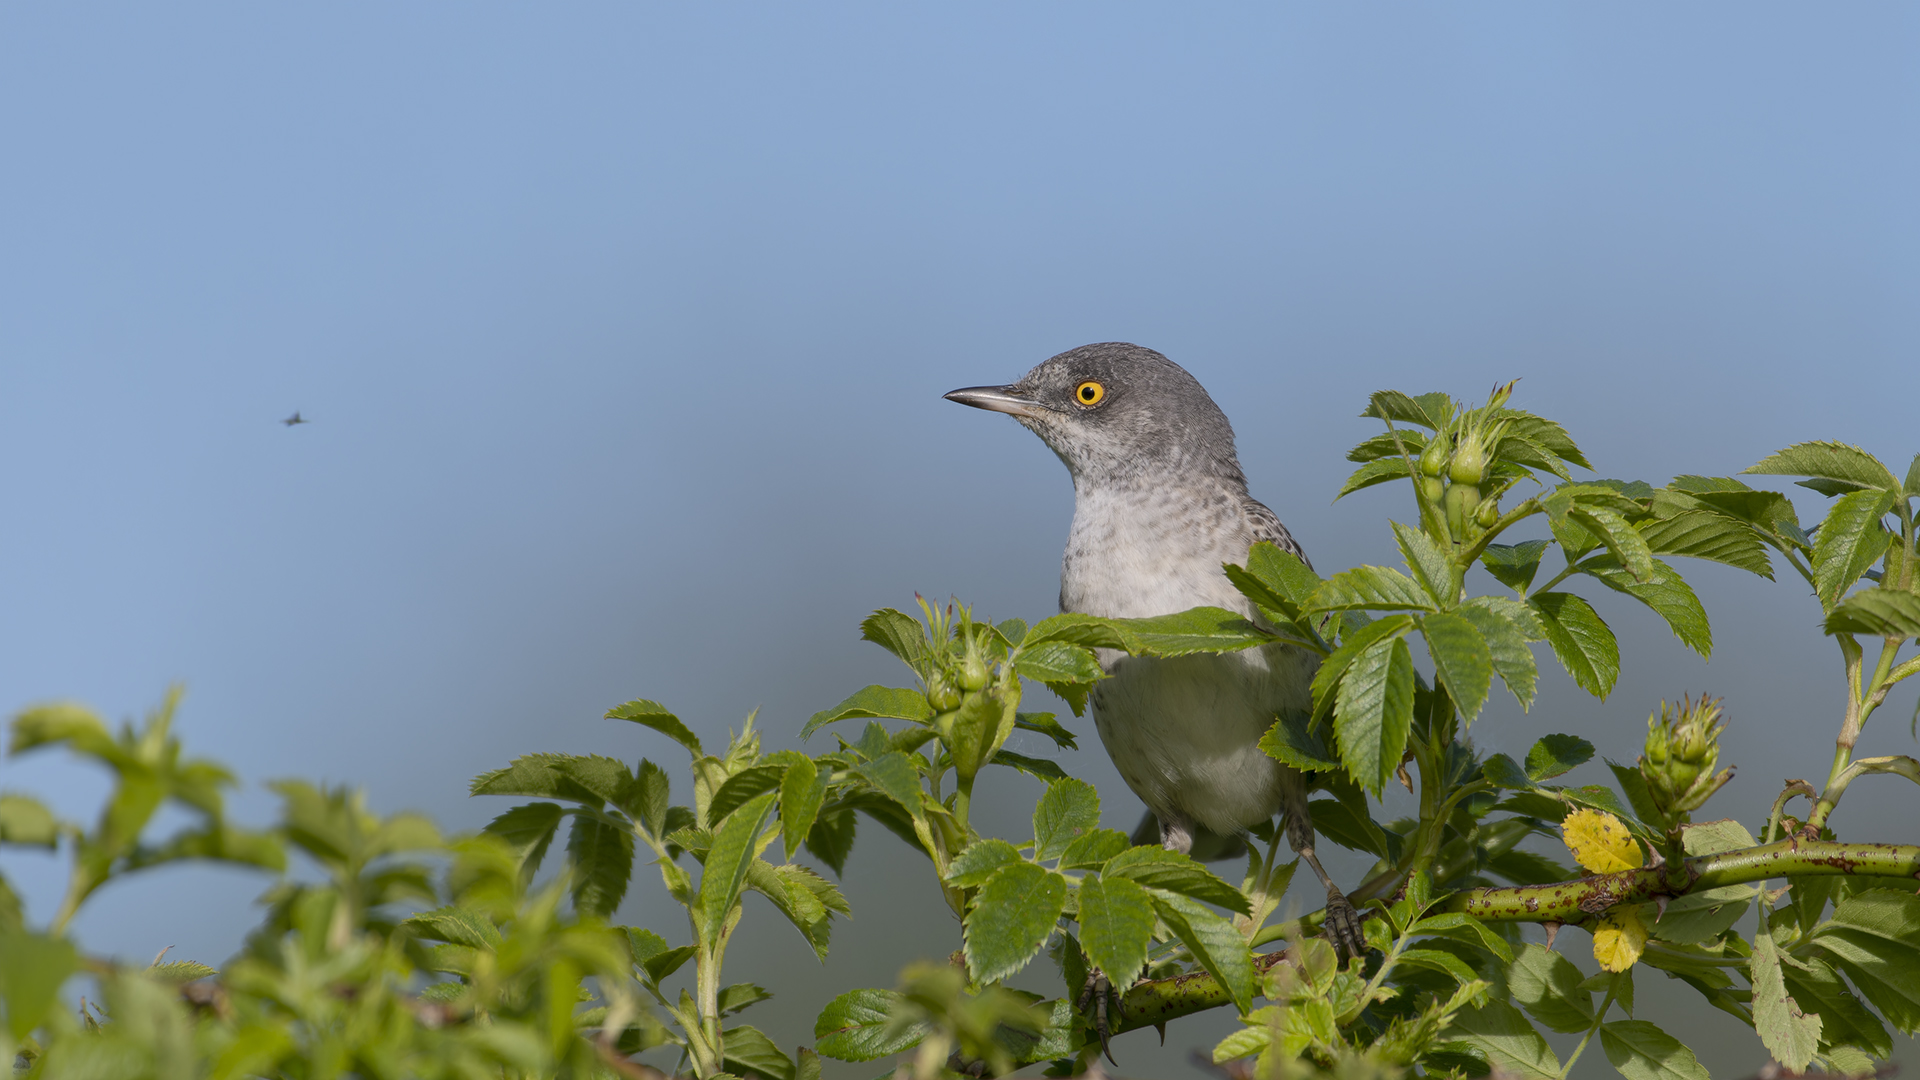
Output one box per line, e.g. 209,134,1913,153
282,411,308,427
944,342,1364,963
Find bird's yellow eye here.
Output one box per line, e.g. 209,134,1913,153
1075,381,1106,406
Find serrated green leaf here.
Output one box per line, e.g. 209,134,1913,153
1334,633,1415,795
470,754,603,803
1747,441,1900,492
1524,734,1593,781
699,791,779,949
781,758,830,861
1530,592,1619,698
1481,540,1550,594
1751,930,1821,1071
1456,597,1543,711
566,812,634,919
1813,489,1898,611
986,749,1069,782
1907,453,1920,496
1399,947,1483,986
1309,614,1416,724
1032,778,1101,862
1500,410,1591,470
0,794,59,848
964,863,1067,983
1103,846,1251,913
1599,1020,1710,1080
1825,589,1920,638
1781,954,1892,1058
1023,612,1134,650
708,764,788,826
814,988,924,1062
1013,712,1078,750
1111,607,1273,656
1393,521,1453,606
801,686,932,740
1012,641,1105,684
1509,943,1592,1033
860,609,930,670
1348,428,1430,463
1058,828,1130,870
1421,612,1492,722
1496,432,1575,481
147,960,218,983
1309,566,1437,613
1363,390,1449,429
407,905,504,949
745,860,843,961
1808,888,1920,1032
1410,912,1515,963
1569,503,1655,583
1444,999,1560,1079
946,838,1024,888
1480,754,1532,790
606,699,703,757
634,760,671,837
548,755,638,811
1076,874,1155,987
1575,555,1711,657
483,802,565,881
1639,511,1773,578
1337,456,1414,499
1149,889,1255,1013
1246,540,1325,608
1258,714,1342,772
804,805,856,876
722,1022,795,1080
854,753,925,824
717,983,775,1017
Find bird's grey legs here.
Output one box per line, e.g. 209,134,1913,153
1282,790,1366,962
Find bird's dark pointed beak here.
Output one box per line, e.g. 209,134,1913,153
943,385,1049,419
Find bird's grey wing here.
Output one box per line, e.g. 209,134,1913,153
1242,497,1312,572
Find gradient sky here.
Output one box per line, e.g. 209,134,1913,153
2,5,1917,1076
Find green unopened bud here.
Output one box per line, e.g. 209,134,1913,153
1419,436,1450,479
927,672,962,713
1637,695,1733,821
1445,483,1481,538
957,649,991,693
1448,429,1489,485
1474,493,1501,528
1418,476,1446,505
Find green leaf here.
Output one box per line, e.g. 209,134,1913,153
1524,734,1593,781
1751,930,1822,1071
1348,428,1429,463
1444,999,1560,1079
1569,503,1656,583
1309,614,1416,723
1577,555,1712,657
0,794,60,848
1496,432,1575,481
854,753,926,824
1509,943,1592,1034
408,905,504,949
470,754,604,803
709,764,788,826
1309,566,1437,613
1812,489,1898,610
1058,829,1131,870
547,755,639,811
1825,589,1920,638
1076,874,1155,987
1012,641,1105,684
147,960,218,983
1456,597,1544,711
814,988,924,1062
1334,633,1416,795
947,838,1024,887
699,791,779,949
805,806,856,875
1481,540,1550,594
1808,888,1920,1033
1110,607,1273,656
1530,592,1620,698
1399,947,1483,986
1258,714,1342,773
802,686,932,740
1032,778,1101,862
1639,511,1773,579
1149,889,1255,1012
1480,754,1532,790
0,929,78,1041
964,863,1068,983
634,760,671,836
606,699,703,757
1500,410,1591,470
1410,912,1515,963
781,758,830,862
1421,612,1493,722
483,802,565,881
1245,540,1325,611
1362,390,1450,429
860,608,931,670
745,861,844,961
718,983,775,1017
1599,1020,1710,1080
1747,440,1900,493
1014,712,1078,750
1908,452,1920,496
1337,457,1413,499
566,812,634,919
1781,954,1892,1058
1023,612,1134,651
722,1022,795,1080
1103,846,1251,914
1393,521,1454,607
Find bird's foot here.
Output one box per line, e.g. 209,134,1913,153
1075,968,1124,1064
1322,885,1366,964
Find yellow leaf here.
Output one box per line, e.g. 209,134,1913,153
1560,809,1644,874
1592,908,1647,972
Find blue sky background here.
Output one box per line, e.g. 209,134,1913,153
2,5,1917,1075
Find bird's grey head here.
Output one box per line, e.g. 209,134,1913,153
944,342,1246,489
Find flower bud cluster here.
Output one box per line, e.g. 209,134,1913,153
1420,381,1517,543
1638,694,1734,822
922,603,1021,787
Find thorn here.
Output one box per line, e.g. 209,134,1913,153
1396,759,1414,794
151,945,173,966
1156,1022,1167,1046
1543,921,1561,951
1653,896,1669,923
